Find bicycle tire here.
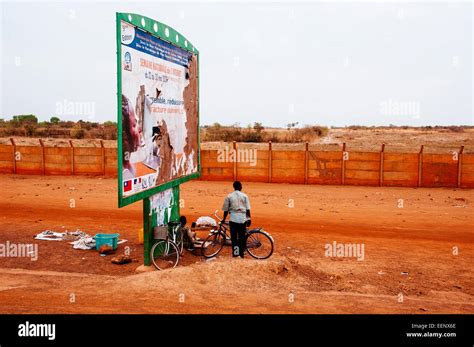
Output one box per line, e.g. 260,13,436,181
201,232,226,258
151,240,180,270
245,230,274,259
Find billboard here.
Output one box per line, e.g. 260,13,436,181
117,13,200,207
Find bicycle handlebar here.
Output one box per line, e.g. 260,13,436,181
214,210,229,225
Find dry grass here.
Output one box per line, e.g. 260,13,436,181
201,124,328,143
2,125,473,153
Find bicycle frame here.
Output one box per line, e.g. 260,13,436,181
201,211,274,260
208,211,263,240
167,222,182,242
210,222,229,238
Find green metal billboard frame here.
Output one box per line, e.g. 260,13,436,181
116,12,200,208
116,12,200,265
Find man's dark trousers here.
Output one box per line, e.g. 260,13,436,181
229,221,246,257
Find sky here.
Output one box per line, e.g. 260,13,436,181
0,0,472,127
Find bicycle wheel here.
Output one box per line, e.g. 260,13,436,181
151,240,180,270
245,230,274,259
201,232,225,258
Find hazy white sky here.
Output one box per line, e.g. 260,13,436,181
0,1,472,127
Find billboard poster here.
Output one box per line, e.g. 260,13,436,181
117,13,199,207
149,188,179,226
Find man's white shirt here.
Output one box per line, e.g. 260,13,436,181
222,190,251,224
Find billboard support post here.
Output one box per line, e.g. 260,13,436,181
143,197,152,266
143,184,180,266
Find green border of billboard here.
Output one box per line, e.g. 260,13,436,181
116,12,201,209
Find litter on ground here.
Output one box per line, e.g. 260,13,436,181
34,230,127,250
194,216,217,227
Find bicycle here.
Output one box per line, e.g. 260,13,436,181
201,211,274,259
150,221,184,270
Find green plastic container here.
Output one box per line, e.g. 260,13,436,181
95,233,119,250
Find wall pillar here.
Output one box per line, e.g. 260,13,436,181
458,146,464,188
10,138,16,174
69,140,75,175
268,141,272,183
379,143,385,187
418,145,424,187
341,143,346,185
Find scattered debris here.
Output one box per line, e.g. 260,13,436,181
63,230,89,241
195,216,217,227
452,197,468,208
98,245,114,255
35,230,126,252
111,255,132,265
34,230,64,241
71,237,96,250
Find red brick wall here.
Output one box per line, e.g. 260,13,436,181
1,144,472,188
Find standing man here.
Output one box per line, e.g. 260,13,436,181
222,181,251,258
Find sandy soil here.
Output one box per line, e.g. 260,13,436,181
0,175,473,313
202,128,474,153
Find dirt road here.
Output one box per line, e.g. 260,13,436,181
1,175,473,313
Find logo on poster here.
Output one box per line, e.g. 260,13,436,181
121,22,135,45
124,51,132,71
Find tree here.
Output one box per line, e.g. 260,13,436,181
50,116,60,124
253,122,264,133
287,122,299,130
13,115,38,124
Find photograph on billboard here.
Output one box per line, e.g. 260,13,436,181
117,14,199,207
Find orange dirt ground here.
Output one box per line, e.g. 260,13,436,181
0,175,473,313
